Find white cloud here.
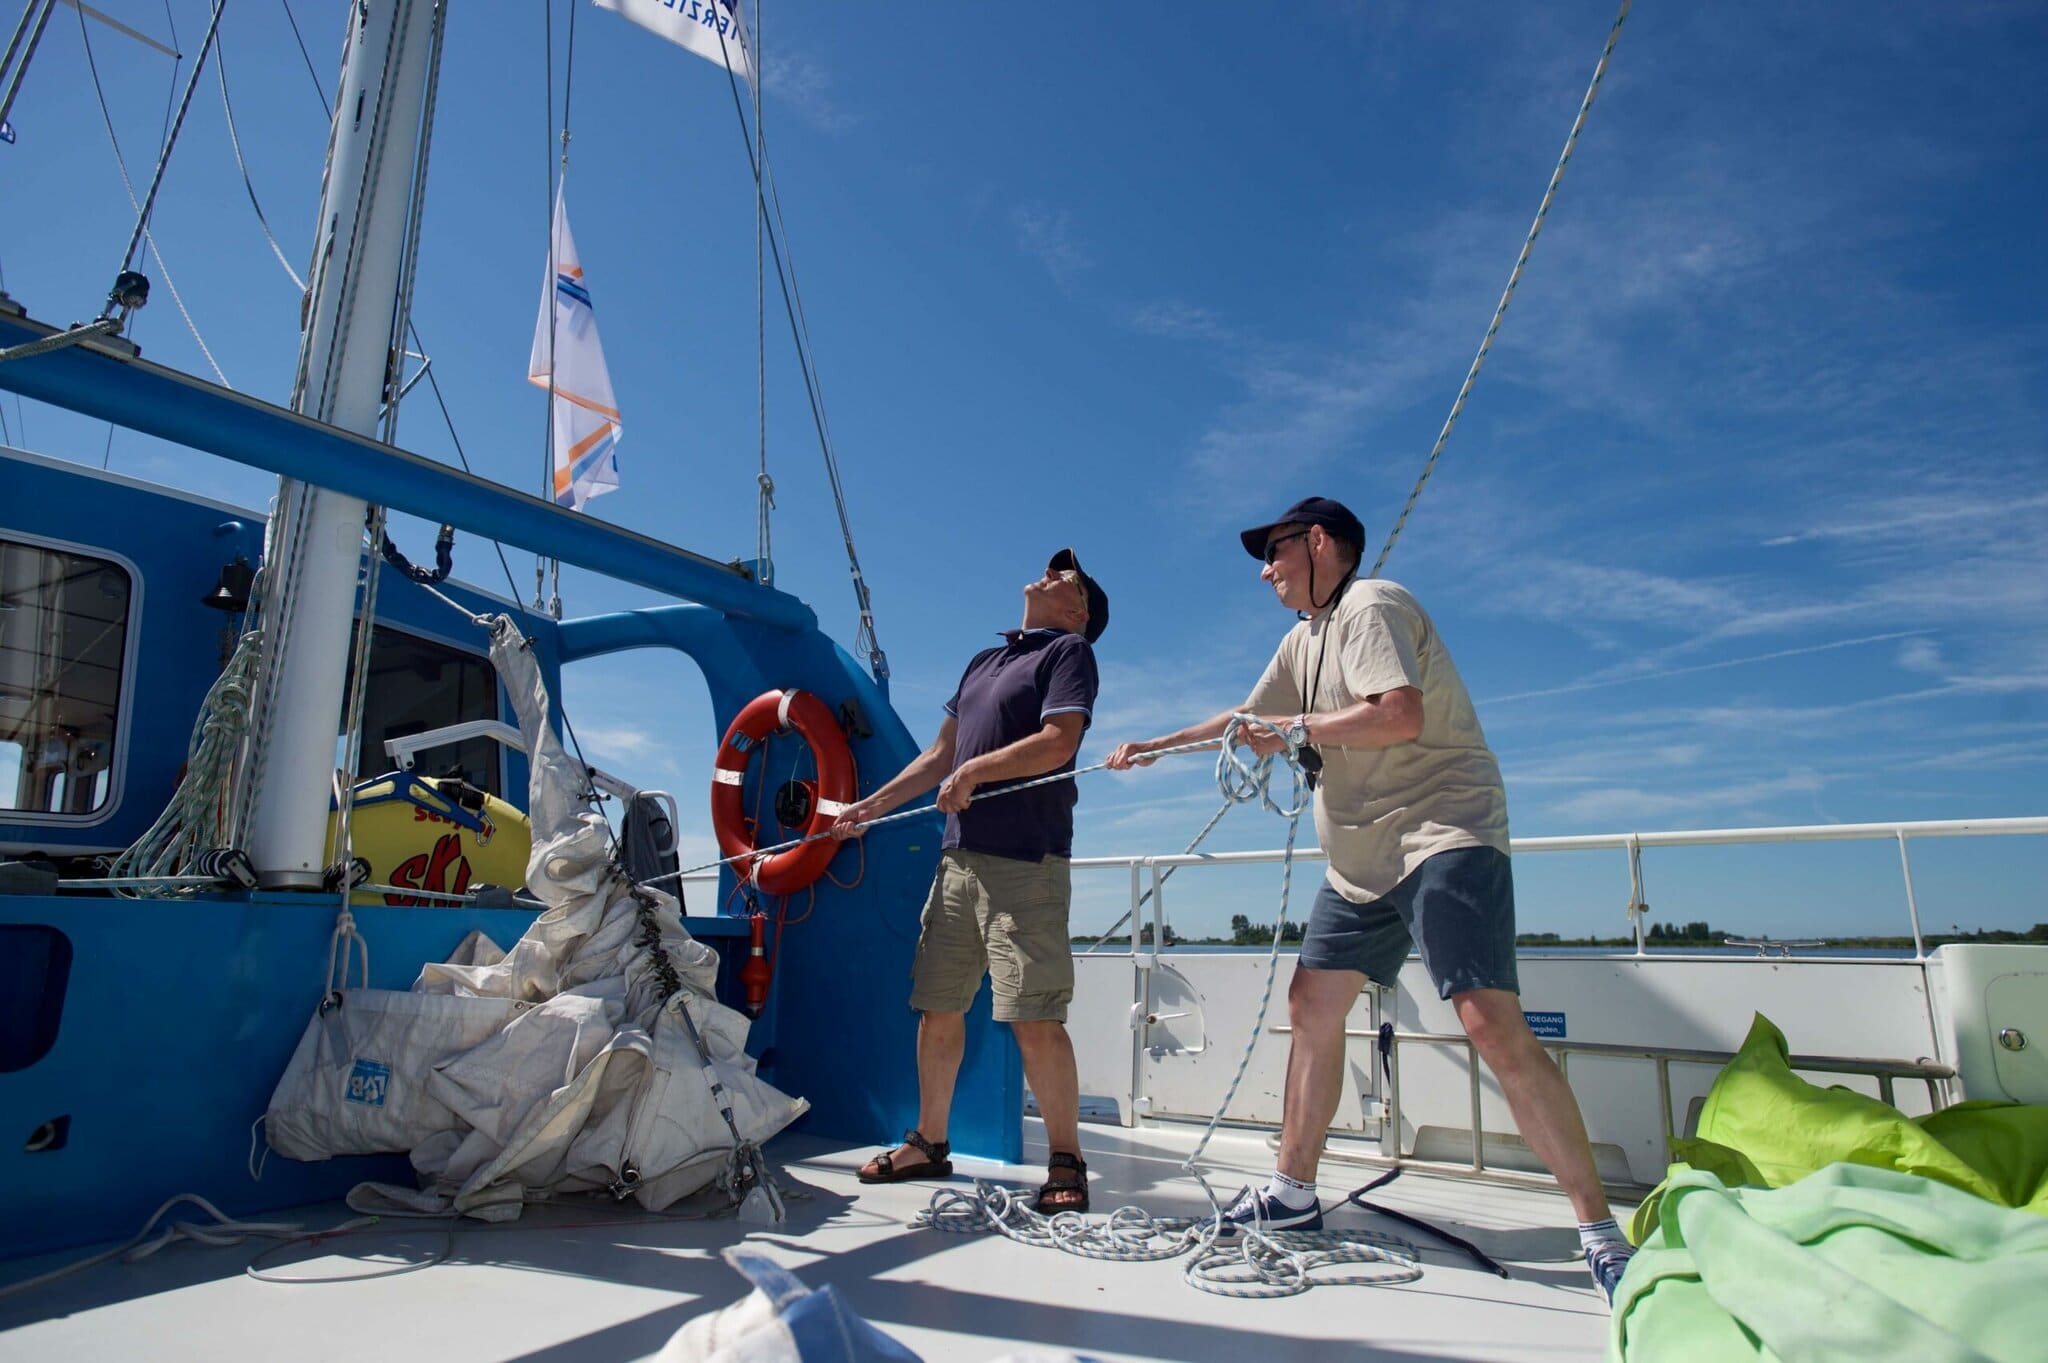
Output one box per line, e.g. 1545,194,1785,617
1480,631,1933,705
1763,492,2048,548
764,47,857,134
1013,204,1093,290
1544,769,1828,828
1897,637,1944,675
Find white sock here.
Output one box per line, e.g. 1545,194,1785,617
1578,1218,1629,1253
1264,1170,1318,1210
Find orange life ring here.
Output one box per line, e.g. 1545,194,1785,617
711,688,857,895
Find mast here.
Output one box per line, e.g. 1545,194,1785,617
243,0,445,888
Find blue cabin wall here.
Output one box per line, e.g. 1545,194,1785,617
1,451,266,857
557,607,1025,1170
0,450,1021,1261
0,894,600,1259
0,448,544,857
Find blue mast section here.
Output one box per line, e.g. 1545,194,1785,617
0,313,813,631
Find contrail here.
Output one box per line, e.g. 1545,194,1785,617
1482,630,1931,704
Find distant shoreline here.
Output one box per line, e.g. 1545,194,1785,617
1076,927,2047,950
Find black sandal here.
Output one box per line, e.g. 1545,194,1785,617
858,1128,953,1184
1034,1151,1089,1214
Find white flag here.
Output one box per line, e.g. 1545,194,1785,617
595,0,754,83
529,185,622,512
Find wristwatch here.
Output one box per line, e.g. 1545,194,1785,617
1284,713,1311,748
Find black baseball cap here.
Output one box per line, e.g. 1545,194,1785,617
1239,497,1367,561
1048,548,1109,644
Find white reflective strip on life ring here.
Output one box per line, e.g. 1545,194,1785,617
814,799,850,818
713,769,745,786
776,690,796,730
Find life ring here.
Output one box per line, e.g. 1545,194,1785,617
711,688,857,895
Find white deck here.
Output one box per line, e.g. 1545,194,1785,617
0,1119,1616,1362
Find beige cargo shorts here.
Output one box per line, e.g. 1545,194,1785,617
909,848,1075,1023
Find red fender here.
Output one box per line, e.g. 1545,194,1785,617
711,688,856,896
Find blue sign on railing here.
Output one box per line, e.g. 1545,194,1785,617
1524,1011,1567,1039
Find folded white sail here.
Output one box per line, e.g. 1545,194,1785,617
264,615,806,1219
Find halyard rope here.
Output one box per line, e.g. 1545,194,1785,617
636,725,1255,890
1369,0,1631,578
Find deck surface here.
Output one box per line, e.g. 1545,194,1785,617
0,1120,1618,1362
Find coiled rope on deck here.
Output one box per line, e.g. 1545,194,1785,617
910,717,1421,1298
918,1180,1420,1299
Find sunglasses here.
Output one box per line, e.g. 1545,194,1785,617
1262,529,1311,564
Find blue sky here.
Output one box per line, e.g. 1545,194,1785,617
3,2,2043,941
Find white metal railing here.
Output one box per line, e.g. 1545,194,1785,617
1375,1028,1953,1191
1072,816,2048,961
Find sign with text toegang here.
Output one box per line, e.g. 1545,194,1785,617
1524,1011,1567,1039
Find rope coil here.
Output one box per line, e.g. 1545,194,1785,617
918,1180,1421,1298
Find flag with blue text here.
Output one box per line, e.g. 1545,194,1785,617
594,0,754,83
529,186,622,511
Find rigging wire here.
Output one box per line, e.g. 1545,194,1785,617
217,28,306,291
99,0,183,471
547,0,581,616
108,0,227,286
535,0,556,611
751,0,770,582
276,0,327,114
72,0,230,385
0,0,57,135
712,15,887,681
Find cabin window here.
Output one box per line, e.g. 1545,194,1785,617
0,540,131,816
345,624,503,796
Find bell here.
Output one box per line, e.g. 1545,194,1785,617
201,554,255,612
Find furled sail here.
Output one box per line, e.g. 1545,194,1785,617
264,615,805,1219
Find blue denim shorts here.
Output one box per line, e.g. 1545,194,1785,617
1299,847,1519,999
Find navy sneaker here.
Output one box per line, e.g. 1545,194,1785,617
1205,1187,1323,1236
1586,1241,1635,1303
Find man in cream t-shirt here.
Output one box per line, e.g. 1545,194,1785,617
1107,497,1635,1304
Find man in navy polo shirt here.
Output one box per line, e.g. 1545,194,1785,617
831,549,1108,1213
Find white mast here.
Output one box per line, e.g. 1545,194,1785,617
244,0,445,888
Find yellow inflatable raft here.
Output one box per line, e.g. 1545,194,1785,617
325,773,531,906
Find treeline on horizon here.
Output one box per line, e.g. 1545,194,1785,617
1077,922,2048,949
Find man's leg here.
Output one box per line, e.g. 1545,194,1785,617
1011,1019,1079,1157
1275,964,1369,1181
1453,987,1611,1223
979,851,1083,1205
859,1010,966,1176
863,855,981,1179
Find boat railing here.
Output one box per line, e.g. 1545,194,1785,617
1049,814,2034,1193
1346,1027,1954,1192
1068,815,2048,962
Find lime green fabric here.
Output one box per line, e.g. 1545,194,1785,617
1919,1100,2048,1216
1629,1014,2048,1242
1610,1164,2048,1363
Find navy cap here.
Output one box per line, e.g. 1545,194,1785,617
1048,548,1109,644
1240,497,1367,561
